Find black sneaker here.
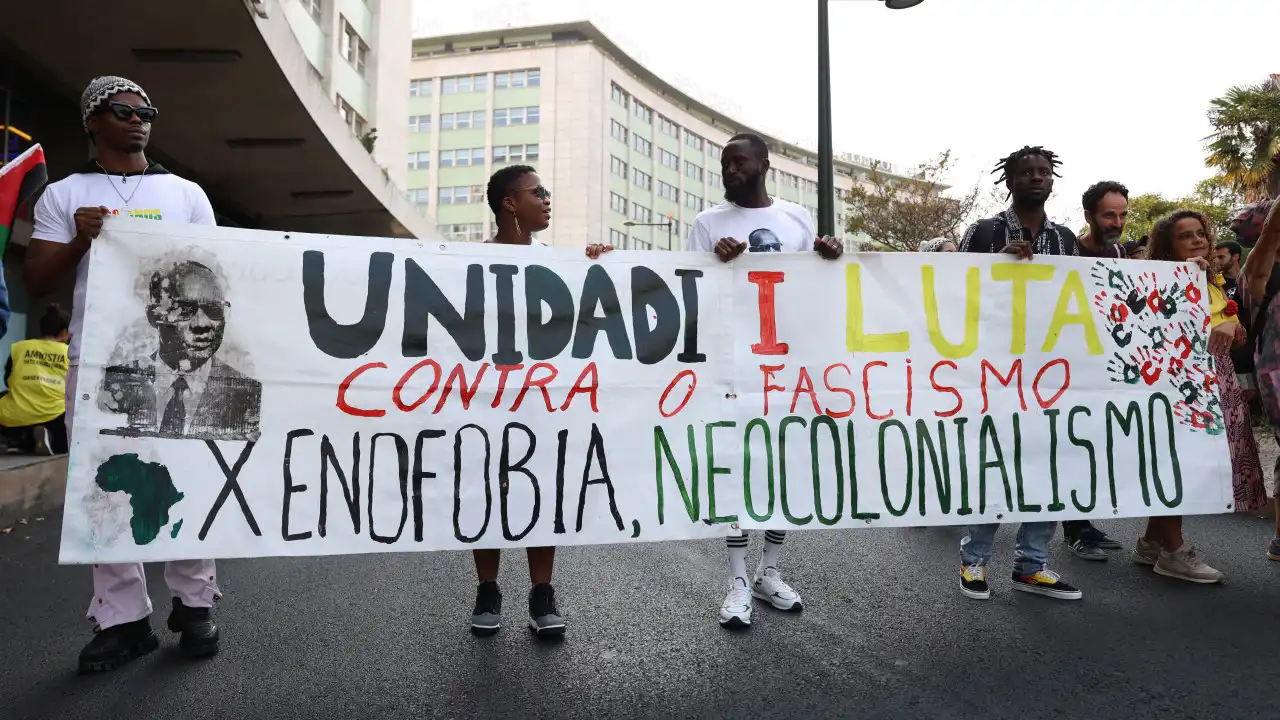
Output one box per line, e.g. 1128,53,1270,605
1011,569,1082,600
527,583,566,637
77,618,159,674
960,564,991,600
166,598,219,658
470,580,502,636
1077,523,1122,551
1065,536,1108,561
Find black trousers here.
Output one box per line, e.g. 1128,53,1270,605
2,414,68,454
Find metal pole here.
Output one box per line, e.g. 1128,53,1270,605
668,220,674,250
817,0,835,238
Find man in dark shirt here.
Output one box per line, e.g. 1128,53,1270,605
1217,240,1256,398
955,146,1084,603
1054,182,1134,559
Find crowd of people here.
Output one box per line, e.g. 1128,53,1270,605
25,72,1280,675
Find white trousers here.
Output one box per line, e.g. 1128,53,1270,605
68,366,220,629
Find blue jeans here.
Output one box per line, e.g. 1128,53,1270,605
959,522,1057,575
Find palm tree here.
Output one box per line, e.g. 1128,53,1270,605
1205,78,1280,203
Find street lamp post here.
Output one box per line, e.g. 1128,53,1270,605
817,0,923,237
623,218,676,250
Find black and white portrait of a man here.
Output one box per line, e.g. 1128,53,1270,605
99,260,261,441
748,228,783,252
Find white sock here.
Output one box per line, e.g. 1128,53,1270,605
726,533,749,584
758,530,786,576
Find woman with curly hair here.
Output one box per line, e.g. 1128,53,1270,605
1140,209,1266,583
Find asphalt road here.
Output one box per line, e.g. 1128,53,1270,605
3,511,1279,720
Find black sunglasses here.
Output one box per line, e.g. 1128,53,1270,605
514,186,551,201
106,101,159,123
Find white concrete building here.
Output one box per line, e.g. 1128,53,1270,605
407,20,918,250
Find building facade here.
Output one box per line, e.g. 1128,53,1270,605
407,21,916,249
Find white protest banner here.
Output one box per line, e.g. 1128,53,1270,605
712,252,1233,531
59,219,733,563
58,219,1232,563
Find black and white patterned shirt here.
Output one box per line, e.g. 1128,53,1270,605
958,207,1079,256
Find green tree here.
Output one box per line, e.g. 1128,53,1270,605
1119,176,1241,245
1205,79,1280,202
843,150,980,252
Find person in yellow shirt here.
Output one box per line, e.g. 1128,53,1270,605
0,305,70,455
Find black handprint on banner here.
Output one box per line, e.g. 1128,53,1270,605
1108,352,1142,384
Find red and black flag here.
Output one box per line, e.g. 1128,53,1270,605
0,143,48,258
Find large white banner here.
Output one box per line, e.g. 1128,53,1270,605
59,219,1232,563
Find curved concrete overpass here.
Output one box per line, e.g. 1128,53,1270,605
0,0,436,240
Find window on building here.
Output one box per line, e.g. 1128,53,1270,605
709,171,722,189
633,101,652,124
632,236,652,250
440,111,485,130
439,147,486,167
632,135,652,157
495,69,541,89
610,192,628,215
306,0,322,23
407,188,430,205
340,18,369,76
439,223,486,242
336,95,365,135
407,151,430,170
409,79,434,97
493,144,539,163
683,222,693,239
658,181,679,202
611,120,628,144
685,131,704,152
409,115,431,133
684,192,703,212
768,168,777,182
633,168,652,192
632,203,652,224
442,73,488,94
610,228,629,250
685,160,703,182
611,82,629,108
493,106,539,127
707,141,723,158
658,148,679,171
657,115,680,138
611,155,628,178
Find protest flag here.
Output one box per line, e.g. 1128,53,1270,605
0,143,48,258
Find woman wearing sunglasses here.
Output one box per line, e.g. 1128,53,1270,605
470,165,610,639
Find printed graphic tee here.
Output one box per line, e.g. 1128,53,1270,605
686,198,815,254
31,162,216,363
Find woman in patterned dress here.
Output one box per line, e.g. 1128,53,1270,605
1137,210,1266,583
1239,199,1280,560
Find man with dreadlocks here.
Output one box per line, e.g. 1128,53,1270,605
955,145,1084,602
26,76,222,672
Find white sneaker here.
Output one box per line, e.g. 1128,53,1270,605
751,567,803,611
718,578,752,628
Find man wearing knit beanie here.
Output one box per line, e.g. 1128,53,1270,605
26,75,223,673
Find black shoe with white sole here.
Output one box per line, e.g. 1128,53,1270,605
470,580,502,636
528,583,565,638
1066,537,1108,561
1011,569,1082,600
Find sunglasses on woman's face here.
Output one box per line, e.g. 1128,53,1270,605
106,101,159,123
514,186,551,201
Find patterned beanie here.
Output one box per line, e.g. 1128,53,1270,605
81,76,151,131
919,237,949,252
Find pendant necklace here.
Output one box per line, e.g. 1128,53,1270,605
96,162,149,209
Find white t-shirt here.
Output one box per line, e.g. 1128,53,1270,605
31,164,216,363
686,198,815,254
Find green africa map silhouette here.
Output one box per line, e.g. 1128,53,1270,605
94,454,184,544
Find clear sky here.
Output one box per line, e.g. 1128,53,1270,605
413,0,1277,231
